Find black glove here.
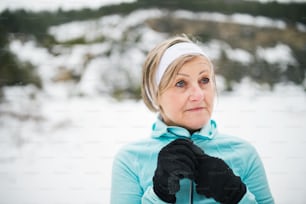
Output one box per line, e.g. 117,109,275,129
195,154,247,204
153,139,204,203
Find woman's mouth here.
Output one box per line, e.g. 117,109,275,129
186,107,205,112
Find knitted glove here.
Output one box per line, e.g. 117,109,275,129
195,154,247,204
153,139,204,203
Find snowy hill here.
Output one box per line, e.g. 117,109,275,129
6,8,306,99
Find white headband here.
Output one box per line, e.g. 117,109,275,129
155,42,211,86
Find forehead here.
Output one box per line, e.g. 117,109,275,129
178,55,212,73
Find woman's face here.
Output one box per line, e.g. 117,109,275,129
158,56,215,131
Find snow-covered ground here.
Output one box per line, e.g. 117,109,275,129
0,81,306,204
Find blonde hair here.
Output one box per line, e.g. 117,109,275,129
141,35,215,112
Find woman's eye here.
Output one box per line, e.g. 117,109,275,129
175,80,185,87
201,77,210,84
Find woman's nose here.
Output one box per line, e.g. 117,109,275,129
189,84,204,101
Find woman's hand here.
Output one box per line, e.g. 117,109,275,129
195,154,247,204
153,139,203,203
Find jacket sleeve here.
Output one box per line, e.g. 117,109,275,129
238,145,275,204
110,148,143,204
110,147,169,204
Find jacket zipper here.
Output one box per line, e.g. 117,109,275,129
189,180,194,204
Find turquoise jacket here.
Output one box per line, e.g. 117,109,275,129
111,118,274,204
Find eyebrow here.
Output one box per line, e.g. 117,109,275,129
177,69,209,77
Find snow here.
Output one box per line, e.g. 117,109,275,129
0,0,136,12
48,9,164,42
230,13,286,29
256,43,297,71
225,46,254,65
7,8,289,45
174,10,286,29
9,10,168,97
0,92,154,204
297,22,306,32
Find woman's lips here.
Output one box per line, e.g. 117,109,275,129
186,107,205,112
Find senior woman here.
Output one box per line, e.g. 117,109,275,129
110,35,274,204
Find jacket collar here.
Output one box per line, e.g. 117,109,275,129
151,115,217,140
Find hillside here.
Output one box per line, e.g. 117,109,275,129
0,0,306,100
146,12,306,90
